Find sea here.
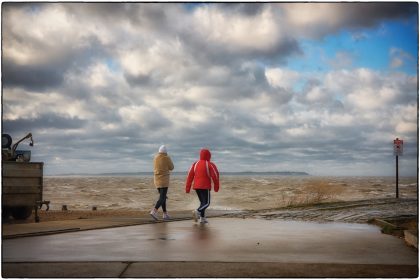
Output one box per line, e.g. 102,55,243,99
43,173,418,212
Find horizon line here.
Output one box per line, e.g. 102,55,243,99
46,171,311,176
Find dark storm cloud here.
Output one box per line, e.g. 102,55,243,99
64,2,134,18
215,3,264,15
166,4,303,68
230,3,265,16
2,59,64,91
63,2,179,36
180,25,301,66
124,73,154,88
282,2,418,39
3,113,86,133
3,36,108,92
345,2,417,26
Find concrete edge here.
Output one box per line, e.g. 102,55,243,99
2,214,232,239
2,261,418,278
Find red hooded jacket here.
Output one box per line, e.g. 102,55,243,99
186,149,220,193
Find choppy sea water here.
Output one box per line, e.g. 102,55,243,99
43,175,418,211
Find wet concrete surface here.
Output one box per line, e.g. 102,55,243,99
3,218,417,265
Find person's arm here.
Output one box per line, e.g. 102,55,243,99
209,162,220,192
167,156,174,171
185,162,196,193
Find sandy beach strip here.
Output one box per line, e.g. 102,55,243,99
5,209,151,224
4,197,417,226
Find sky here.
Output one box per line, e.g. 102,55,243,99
2,2,418,176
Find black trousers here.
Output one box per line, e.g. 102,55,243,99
195,189,210,217
155,187,168,212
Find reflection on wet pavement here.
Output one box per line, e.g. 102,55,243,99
3,218,417,265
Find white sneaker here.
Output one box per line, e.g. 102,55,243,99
200,217,208,224
192,210,199,222
150,209,158,221
163,212,171,220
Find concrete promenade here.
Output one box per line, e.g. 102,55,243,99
2,217,418,277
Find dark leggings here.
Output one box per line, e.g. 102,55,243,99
155,187,168,212
195,189,210,217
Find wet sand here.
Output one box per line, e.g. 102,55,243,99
7,197,417,226
13,209,151,223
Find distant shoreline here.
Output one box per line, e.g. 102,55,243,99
46,171,310,177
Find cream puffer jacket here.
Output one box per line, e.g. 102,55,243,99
153,152,174,188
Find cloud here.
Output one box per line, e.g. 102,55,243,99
2,3,417,176
118,105,172,130
328,51,354,69
351,32,369,42
281,2,417,39
190,4,301,59
2,4,110,91
3,114,86,132
265,68,300,90
389,47,415,69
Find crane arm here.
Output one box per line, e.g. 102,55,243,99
12,133,33,155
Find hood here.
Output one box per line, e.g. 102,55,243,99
200,149,211,161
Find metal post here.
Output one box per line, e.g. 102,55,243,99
396,155,399,198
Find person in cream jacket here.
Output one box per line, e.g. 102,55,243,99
150,145,174,220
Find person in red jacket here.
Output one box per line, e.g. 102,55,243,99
186,148,220,224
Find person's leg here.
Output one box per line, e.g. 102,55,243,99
155,187,167,210
151,188,165,220
160,188,171,220
161,187,168,213
197,189,210,217
192,190,202,222
195,189,205,218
